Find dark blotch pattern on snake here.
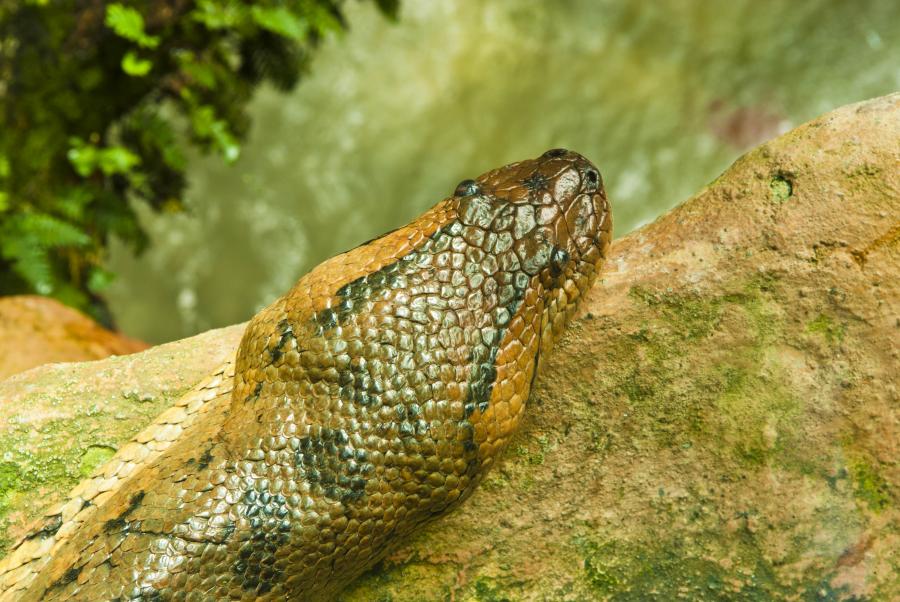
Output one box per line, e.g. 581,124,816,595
25,149,611,601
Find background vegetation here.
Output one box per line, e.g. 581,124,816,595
0,0,396,321
1,1,898,341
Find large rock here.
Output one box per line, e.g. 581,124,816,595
0,296,148,380
0,94,897,600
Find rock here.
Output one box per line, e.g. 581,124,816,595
0,323,245,552
0,94,897,600
0,296,149,380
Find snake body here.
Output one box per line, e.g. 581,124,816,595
18,149,611,600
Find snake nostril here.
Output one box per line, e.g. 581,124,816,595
583,168,601,192
453,179,480,197
542,148,568,159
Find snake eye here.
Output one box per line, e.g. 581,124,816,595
550,246,570,277
454,179,480,197
583,168,601,192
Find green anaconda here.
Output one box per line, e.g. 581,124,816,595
3,149,611,600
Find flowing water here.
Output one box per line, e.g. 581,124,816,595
106,0,900,343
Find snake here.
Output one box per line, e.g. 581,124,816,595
8,148,611,600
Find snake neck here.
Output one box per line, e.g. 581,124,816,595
223,201,547,492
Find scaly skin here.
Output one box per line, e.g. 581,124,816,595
18,149,611,600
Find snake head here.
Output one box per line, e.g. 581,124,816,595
232,149,612,514
452,148,612,354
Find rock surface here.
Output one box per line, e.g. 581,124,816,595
0,324,244,554
0,94,897,600
0,296,149,380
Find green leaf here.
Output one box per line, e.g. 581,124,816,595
105,4,160,49
125,108,187,171
54,188,93,220
51,282,90,311
17,213,91,248
122,51,153,76
190,105,240,162
7,243,54,293
192,0,248,30
87,266,116,293
175,51,217,89
67,138,98,177
211,122,240,162
68,139,141,177
0,212,90,292
305,3,344,35
251,5,308,40
98,146,141,175
0,191,9,213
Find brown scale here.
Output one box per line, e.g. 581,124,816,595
23,149,611,601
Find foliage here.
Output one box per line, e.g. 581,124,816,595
0,0,399,319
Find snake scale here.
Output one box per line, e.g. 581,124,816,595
7,149,611,600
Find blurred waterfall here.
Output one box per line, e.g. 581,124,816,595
106,0,900,342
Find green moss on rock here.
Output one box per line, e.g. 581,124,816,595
848,459,891,512
472,577,513,602
770,175,793,202
79,445,117,478
806,314,846,345
574,532,860,601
